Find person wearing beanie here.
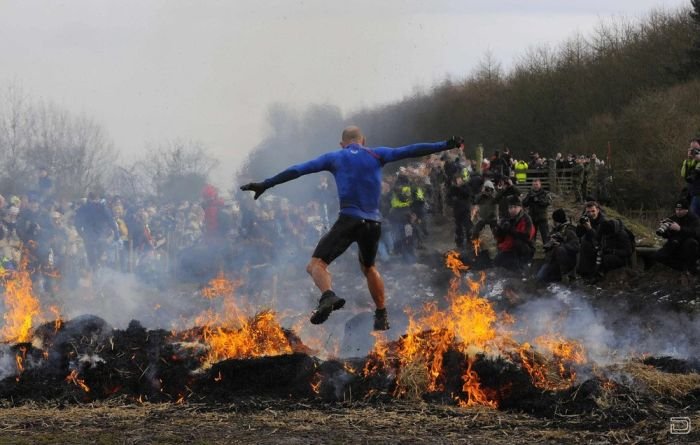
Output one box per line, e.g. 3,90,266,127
576,201,607,278
536,209,579,283
595,218,634,277
643,199,700,274
493,193,535,271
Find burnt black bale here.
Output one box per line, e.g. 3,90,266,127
42,315,113,375
197,353,317,399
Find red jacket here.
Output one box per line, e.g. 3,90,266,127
497,211,535,253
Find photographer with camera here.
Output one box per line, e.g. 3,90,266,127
643,199,700,274
494,195,535,271
536,208,579,283
575,201,607,278
522,178,552,244
595,219,634,277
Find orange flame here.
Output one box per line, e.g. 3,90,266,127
65,369,90,392
0,261,42,343
191,274,294,367
472,238,481,257
363,252,591,406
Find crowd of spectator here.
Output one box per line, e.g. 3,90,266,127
3,139,694,300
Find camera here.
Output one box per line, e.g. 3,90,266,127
543,233,563,251
692,148,700,156
656,218,674,236
579,215,590,225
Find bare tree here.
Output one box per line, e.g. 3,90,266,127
140,139,217,203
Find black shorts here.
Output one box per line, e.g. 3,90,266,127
312,215,381,267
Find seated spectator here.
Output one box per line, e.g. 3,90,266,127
595,219,634,277
576,201,607,278
643,199,700,274
494,196,535,271
536,209,579,283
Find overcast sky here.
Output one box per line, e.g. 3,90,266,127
0,0,690,185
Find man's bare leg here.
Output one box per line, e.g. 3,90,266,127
361,264,385,310
362,264,389,330
306,257,332,292
307,257,345,324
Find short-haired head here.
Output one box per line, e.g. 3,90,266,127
340,126,365,147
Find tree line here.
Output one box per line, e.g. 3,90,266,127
245,2,700,210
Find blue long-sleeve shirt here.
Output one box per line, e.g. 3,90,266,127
262,141,449,221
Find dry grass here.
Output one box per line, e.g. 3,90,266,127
0,398,692,445
620,361,700,398
395,359,429,400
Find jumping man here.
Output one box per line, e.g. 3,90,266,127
241,126,463,330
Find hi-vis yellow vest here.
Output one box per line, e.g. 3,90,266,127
514,161,528,183
391,186,412,208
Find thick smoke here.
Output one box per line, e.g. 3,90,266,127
505,284,700,363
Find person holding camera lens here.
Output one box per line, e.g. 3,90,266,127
575,201,607,278
642,199,700,274
536,208,579,283
494,195,535,271
594,218,634,277
522,178,552,244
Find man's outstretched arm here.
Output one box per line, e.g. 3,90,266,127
240,153,332,200
375,136,464,164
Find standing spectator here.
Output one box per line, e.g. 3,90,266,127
514,158,528,184
683,139,700,214
38,167,53,200
201,184,226,242
447,174,473,250
471,180,498,240
522,179,552,244
571,156,585,203
74,192,118,271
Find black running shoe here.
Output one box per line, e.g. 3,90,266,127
373,308,390,331
310,291,345,325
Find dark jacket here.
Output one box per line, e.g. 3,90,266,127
546,222,580,255
75,201,116,240
662,211,700,242
522,188,552,222
599,219,634,259
496,185,520,220
447,183,472,215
